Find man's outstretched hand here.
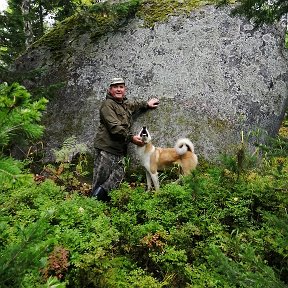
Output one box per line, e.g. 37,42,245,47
147,98,160,108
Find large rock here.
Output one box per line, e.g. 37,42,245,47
13,4,288,162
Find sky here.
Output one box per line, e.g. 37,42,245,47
0,0,8,11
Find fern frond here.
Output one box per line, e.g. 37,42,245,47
0,156,33,191
53,136,88,163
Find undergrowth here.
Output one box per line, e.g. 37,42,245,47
1,130,287,287
0,83,287,287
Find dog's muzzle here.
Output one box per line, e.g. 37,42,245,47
140,126,148,137
139,126,151,143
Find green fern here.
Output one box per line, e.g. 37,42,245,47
53,136,87,163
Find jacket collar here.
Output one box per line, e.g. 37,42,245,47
106,93,127,103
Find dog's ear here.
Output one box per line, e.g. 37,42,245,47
139,126,144,136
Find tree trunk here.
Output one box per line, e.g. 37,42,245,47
21,0,33,48
38,0,44,36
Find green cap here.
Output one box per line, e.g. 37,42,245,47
110,77,125,86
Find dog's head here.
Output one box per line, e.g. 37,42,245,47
138,126,151,143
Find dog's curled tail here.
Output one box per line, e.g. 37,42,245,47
175,138,195,155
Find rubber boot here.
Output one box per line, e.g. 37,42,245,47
91,186,110,202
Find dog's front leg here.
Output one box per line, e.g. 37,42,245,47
145,170,153,191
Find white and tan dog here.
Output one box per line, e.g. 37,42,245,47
136,126,198,191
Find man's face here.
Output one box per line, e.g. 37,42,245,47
109,84,126,101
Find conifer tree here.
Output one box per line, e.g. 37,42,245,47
0,82,48,186
219,0,288,25
0,0,26,66
0,0,92,68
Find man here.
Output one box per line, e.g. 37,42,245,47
91,77,159,201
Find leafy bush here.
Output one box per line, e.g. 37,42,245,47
1,150,287,287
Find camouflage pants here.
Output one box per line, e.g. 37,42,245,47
92,149,125,193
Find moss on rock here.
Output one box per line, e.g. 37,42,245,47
32,0,141,58
32,0,216,55
137,0,215,27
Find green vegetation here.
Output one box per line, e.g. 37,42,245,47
0,0,98,67
222,0,288,26
1,82,288,287
0,82,48,188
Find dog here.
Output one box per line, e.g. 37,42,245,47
136,126,198,191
